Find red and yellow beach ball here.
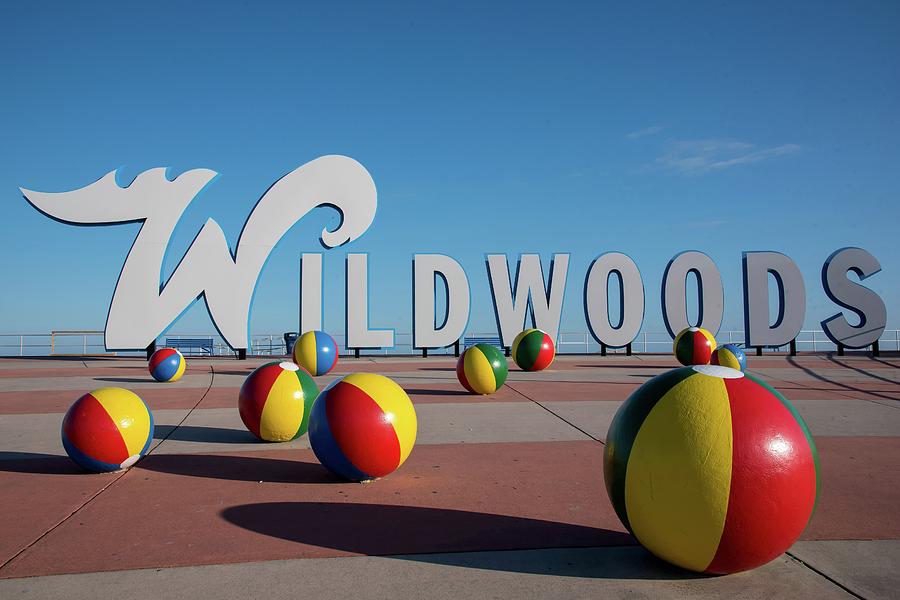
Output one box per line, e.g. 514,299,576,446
511,328,555,371
61,387,154,472
457,343,508,394
673,326,717,366
604,365,819,574
239,361,319,442
309,373,417,482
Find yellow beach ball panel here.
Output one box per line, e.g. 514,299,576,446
624,366,738,571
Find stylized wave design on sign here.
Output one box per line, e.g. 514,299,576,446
21,155,377,350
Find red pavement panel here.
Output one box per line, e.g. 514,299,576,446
199,381,646,409
234,384,529,407
0,386,212,415
193,384,527,409
331,361,459,374
758,382,900,403
773,381,900,393
3,435,899,579
802,436,900,541
573,362,677,370
0,366,209,379
194,387,241,409
0,391,84,415
753,387,892,400
509,381,640,402
0,441,632,578
0,457,120,568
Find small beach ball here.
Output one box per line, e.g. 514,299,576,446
292,330,339,376
604,365,819,574
239,361,319,442
148,347,186,382
308,373,417,482
457,343,508,394
511,328,555,371
673,326,717,366
61,387,154,472
711,344,747,372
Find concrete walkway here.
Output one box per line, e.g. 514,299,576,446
0,353,897,598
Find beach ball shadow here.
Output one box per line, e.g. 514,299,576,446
137,455,343,484
152,424,259,444
0,452,104,475
219,501,695,579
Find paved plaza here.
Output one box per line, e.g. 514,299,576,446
0,353,897,598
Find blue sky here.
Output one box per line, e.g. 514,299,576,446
1,1,898,342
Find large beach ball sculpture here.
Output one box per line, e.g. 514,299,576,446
292,330,339,376
604,365,819,574
309,373,417,482
511,328,555,371
673,326,717,366
148,347,186,382
239,361,319,442
457,343,508,394
61,387,154,472
711,343,747,372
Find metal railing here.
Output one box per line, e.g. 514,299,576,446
1,329,898,357
50,330,107,355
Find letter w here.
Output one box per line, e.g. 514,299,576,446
21,155,377,351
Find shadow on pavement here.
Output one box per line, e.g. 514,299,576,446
405,387,472,396
0,451,94,475
404,544,704,580
871,356,900,369
826,356,900,387
138,454,342,484
153,424,257,444
219,501,690,579
786,356,899,402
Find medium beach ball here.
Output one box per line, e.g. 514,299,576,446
308,373,417,482
239,361,319,442
61,387,154,472
711,344,747,372
604,365,819,574
457,343,508,394
673,326,717,366
511,328,555,371
148,347,186,382
292,330,339,376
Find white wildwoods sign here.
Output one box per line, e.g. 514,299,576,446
22,155,887,352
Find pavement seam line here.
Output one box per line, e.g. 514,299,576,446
0,470,131,573
505,382,604,444
146,364,217,455
865,398,900,410
0,363,217,574
785,551,867,600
